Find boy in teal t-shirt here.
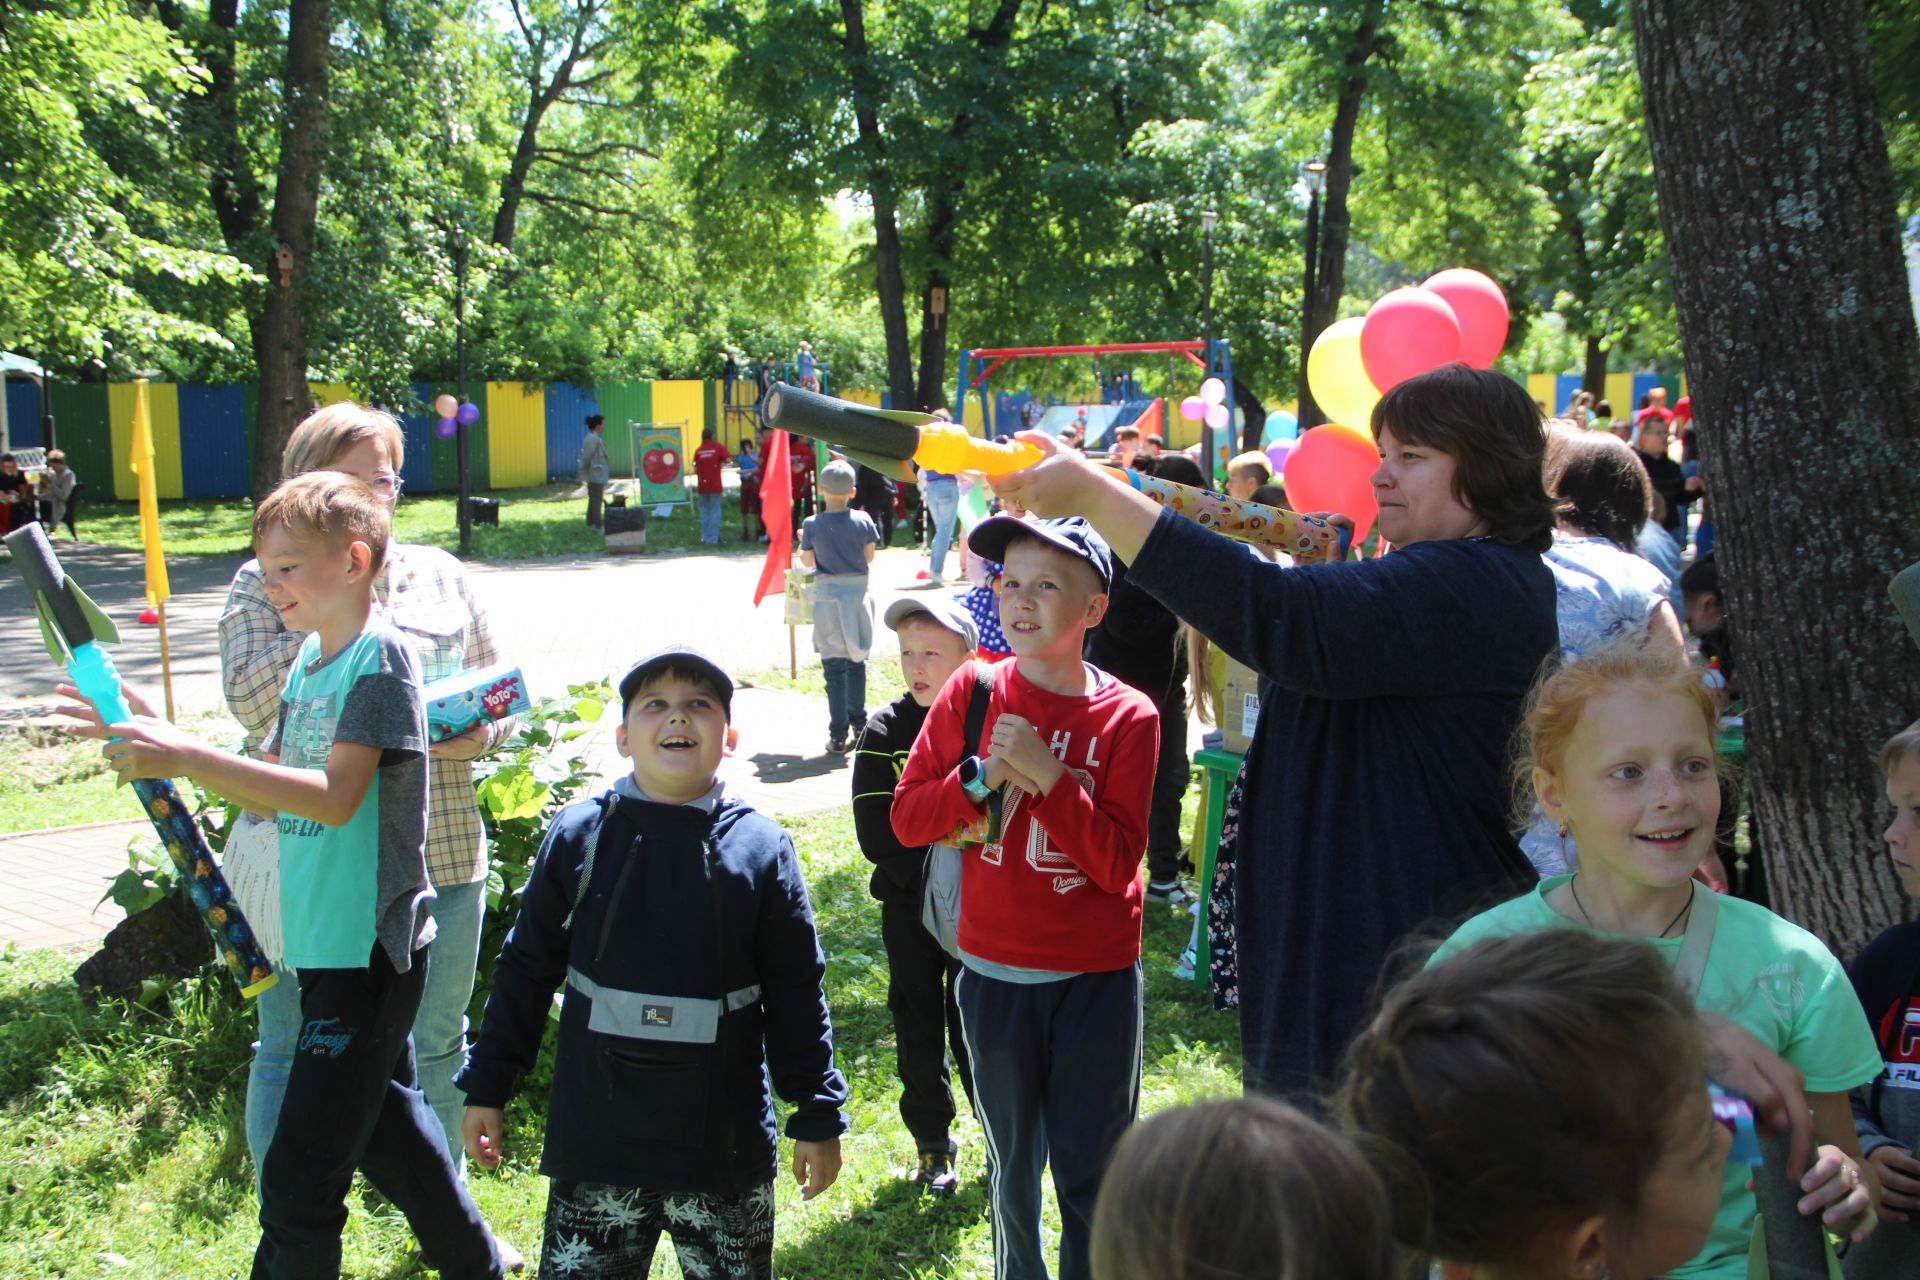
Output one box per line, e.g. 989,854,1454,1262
82,471,500,1279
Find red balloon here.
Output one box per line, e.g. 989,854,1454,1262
1283,424,1380,543
1421,268,1509,368
1360,288,1461,392
1673,395,1692,422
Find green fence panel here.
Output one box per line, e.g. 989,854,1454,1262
597,380,652,477
48,383,112,497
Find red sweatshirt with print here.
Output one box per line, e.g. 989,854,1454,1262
892,658,1159,973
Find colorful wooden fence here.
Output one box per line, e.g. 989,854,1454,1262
0,370,1684,501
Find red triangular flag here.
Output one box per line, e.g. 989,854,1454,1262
753,429,795,605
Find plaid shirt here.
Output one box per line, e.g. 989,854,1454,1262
219,543,507,886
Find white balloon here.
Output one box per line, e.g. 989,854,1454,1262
1205,402,1230,431
1201,377,1227,406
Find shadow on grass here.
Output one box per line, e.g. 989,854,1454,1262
777,1175,992,1280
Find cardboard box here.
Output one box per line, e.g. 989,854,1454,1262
1221,656,1261,756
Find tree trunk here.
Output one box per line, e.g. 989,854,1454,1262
1583,333,1608,398
1633,0,1920,956
251,0,332,502
491,91,557,251
1236,381,1265,454
1301,13,1380,431
839,0,915,410
912,0,1023,413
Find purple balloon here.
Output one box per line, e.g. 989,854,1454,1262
455,401,480,425
1266,438,1297,473
435,417,458,440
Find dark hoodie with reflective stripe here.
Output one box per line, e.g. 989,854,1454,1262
457,786,849,1194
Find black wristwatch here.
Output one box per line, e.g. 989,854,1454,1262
959,755,994,803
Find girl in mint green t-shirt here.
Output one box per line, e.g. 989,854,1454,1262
1434,644,1883,1279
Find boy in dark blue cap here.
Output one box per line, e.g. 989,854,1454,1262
851,596,981,1195
892,517,1158,1280
458,646,849,1280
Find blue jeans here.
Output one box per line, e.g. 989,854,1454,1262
697,491,723,543
249,880,488,1186
822,656,867,740
925,481,960,578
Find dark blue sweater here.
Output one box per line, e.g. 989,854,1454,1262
457,789,850,1193
1129,510,1555,1100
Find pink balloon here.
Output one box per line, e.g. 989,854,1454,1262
1180,395,1207,422
1204,402,1230,431
1265,438,1296,473
1360,288,1460,392
434,393,459,419
1421,268,1510,368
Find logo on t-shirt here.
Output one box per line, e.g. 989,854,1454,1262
281,691,340,769
1877,997,1920,1091
642,1004,674,1027
1755,961,1805,1021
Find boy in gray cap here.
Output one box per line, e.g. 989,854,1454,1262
850,597,981,1194
802,459,880,752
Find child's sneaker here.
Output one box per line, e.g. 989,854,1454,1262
911,1139,960,1197
1145,878,1191,907
827,733,851,754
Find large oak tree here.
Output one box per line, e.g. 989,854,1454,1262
1634,0,1920,954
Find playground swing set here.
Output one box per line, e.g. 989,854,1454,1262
951,337,1236,478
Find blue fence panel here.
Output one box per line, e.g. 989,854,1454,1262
1631,373,1663,413
395,383,438,494
545,382,601,482
177,383,249,498
1553,374,1584,415
5,380,42,449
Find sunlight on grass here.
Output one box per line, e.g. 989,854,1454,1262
56,485,776,564
0,800,1236,1277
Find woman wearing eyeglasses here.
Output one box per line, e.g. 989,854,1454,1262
216,402,518,1258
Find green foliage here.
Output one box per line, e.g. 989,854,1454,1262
469,678,610,1029
0,0,255,372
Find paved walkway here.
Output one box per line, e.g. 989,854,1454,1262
1,537,961,950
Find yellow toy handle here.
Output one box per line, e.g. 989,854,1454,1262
913,423,1044,475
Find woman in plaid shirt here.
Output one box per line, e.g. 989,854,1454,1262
220,403,514,1201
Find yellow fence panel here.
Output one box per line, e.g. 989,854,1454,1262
484,381,547,489
649,380,709,464
106,383,184,500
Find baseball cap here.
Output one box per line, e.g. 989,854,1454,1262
883,596,980,651
967,515,1113,592
618,645,734,719
820,460,857,495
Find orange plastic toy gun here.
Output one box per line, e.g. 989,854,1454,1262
761,382,1349,563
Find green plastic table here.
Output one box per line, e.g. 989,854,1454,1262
1187,745,1245,992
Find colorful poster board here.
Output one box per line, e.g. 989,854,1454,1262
633,423,687,507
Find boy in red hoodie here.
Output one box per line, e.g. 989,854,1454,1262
892,515,1158,1280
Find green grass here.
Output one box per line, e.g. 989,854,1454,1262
0,809,1237,1278
737,659,910,709
0,711,243,835
55,484,774,563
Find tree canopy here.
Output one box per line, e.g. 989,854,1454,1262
0,0,1913,415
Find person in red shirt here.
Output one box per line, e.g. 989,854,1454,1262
892,515,1157,1280
691,428,731,545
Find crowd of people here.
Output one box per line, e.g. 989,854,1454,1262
51,367,1918,1280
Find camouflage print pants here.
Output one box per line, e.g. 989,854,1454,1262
538,1180,774,1280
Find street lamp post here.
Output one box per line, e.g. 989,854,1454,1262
1298,159,1328,429
1200,208,1218,474
455,239,471,558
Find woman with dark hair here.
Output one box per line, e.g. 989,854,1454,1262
1542,426,1684,659
998,363,1557,1099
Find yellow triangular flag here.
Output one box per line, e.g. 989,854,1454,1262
128,379,170,607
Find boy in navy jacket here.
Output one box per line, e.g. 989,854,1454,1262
459,647,848,1280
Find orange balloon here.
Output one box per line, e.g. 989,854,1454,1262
1283,424,1380,543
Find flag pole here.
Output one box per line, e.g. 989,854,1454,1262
156,600,176,721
